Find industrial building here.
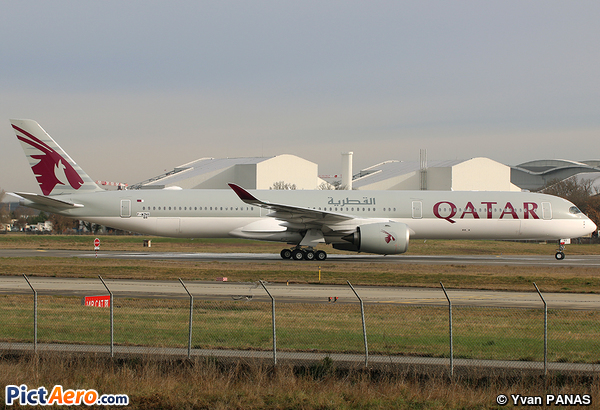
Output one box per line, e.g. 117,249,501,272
351,157,520,191
128,147,600,193
511,160,600,192
133,151,528,192
131,155,326,190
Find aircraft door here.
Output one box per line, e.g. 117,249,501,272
542,202,552,220
412,201,422,219
120,199,131,218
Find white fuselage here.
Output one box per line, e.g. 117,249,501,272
26,188,595,244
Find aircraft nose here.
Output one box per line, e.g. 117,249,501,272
589,218,597,234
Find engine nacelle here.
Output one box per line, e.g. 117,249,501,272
336,221,410,255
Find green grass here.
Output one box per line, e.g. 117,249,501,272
3,295,599,363
2,254,600,293
2,232,600,255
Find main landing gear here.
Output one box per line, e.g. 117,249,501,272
280,248,327,261
555,240,566,260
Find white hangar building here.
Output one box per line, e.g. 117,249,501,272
131,155,326,190
351,157,521,191
130,153,521,192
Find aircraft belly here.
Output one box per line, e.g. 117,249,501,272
81,217,262,238
405,219,522,240
178,217,262,238
407,218,587,241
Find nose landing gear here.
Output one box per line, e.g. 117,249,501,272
555,239,568,260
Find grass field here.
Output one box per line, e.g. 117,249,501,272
2,234,600,293
2,294,600,364
3,353,597,410
3,293,600,363
2,232,600,255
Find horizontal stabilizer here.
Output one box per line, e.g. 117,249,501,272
14,192,84,209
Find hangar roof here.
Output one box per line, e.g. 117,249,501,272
352,159,463,188
510,159,600,191
132,157,274,188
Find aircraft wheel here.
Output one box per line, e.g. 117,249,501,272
291,249,305,261
280,249,292,259
315,250,327,261
555,251,565,260
304,250,315,261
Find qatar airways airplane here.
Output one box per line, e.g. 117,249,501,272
9,119,596,261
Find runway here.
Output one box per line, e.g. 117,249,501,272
2,275,599,310
3,249,600,267
2,249,600,310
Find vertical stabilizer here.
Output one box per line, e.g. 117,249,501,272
10,119,103,196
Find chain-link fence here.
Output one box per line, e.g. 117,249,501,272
1,276,599,375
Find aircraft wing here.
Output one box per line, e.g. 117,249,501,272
13,192,84,209
228,183,358,231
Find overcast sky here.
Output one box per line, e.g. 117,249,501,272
2,1,600,194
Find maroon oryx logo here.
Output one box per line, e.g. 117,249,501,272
382,230,396,244
13,124,84,195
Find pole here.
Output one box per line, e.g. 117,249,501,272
259,281,277,366
98,275,114,357
534,282,547,377
23,275,37,354
179,278,194,359
440,282,453,378
347,281,368,367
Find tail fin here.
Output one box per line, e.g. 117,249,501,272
10,119,103,196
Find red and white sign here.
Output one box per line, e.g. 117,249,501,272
84,295,110,307
94,238,100,250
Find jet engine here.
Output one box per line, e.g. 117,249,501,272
334,221,410,255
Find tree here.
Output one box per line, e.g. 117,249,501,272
540,177,600,231
318,181,351,190
81,221,103,234
48,213,78,234
270,181,297,190
318,182,335,190
11,206,34,231
0,189,9,228
28,211,48,225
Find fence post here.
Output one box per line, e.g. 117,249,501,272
440,282,453,378
259,281,276,366
347,281,368,367
23,275,37,354
533,282,547,377
179,278,194,359
98,276,114,358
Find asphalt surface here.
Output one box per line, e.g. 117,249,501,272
4,342,598,376
3,248,600,267
2,275,599,310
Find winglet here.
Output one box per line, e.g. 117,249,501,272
228,183,261,204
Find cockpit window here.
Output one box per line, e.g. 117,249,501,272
569,206,582,214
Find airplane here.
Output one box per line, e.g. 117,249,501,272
8,118,597,261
